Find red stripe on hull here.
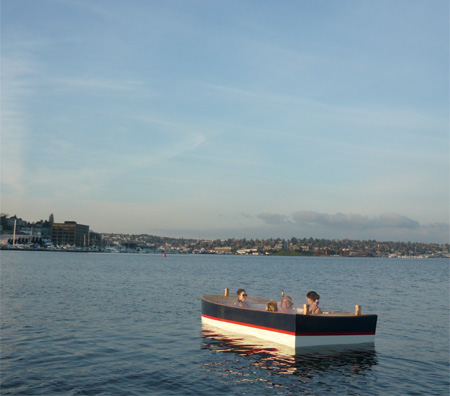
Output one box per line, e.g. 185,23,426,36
202,314,376,337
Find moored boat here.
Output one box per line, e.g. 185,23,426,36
201,293,377,351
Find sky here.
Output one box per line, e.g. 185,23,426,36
1,0,449,243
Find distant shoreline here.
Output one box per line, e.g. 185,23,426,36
0,246,445,259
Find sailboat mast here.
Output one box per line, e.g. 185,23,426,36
13,219,17,246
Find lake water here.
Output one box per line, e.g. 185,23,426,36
1,251,448,395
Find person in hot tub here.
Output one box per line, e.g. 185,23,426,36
234,288,249,308
306,291,322,314
266,301,278,312
277,296,295,313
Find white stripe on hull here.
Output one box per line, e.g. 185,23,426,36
202,315,295,347
202,316,375,350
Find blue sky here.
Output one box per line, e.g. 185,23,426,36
1,0,448,243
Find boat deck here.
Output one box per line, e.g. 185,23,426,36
203,295,374,316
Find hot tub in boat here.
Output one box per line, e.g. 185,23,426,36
201,294,377,350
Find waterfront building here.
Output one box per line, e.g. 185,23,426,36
51,221,90,247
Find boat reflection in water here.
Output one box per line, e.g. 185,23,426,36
201,322,378,383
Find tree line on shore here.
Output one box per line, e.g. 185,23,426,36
102,233,448,257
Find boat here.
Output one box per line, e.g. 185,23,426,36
201,292,377,352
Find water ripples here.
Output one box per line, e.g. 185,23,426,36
201,326,379,395
1,253,448,395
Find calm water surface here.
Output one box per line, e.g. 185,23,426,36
1,252,448,395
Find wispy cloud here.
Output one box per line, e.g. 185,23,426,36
257,213,292,226
207,83,447,135
0,54,38,195
256,211,448,243
48,77,145,93
290,211,420,230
